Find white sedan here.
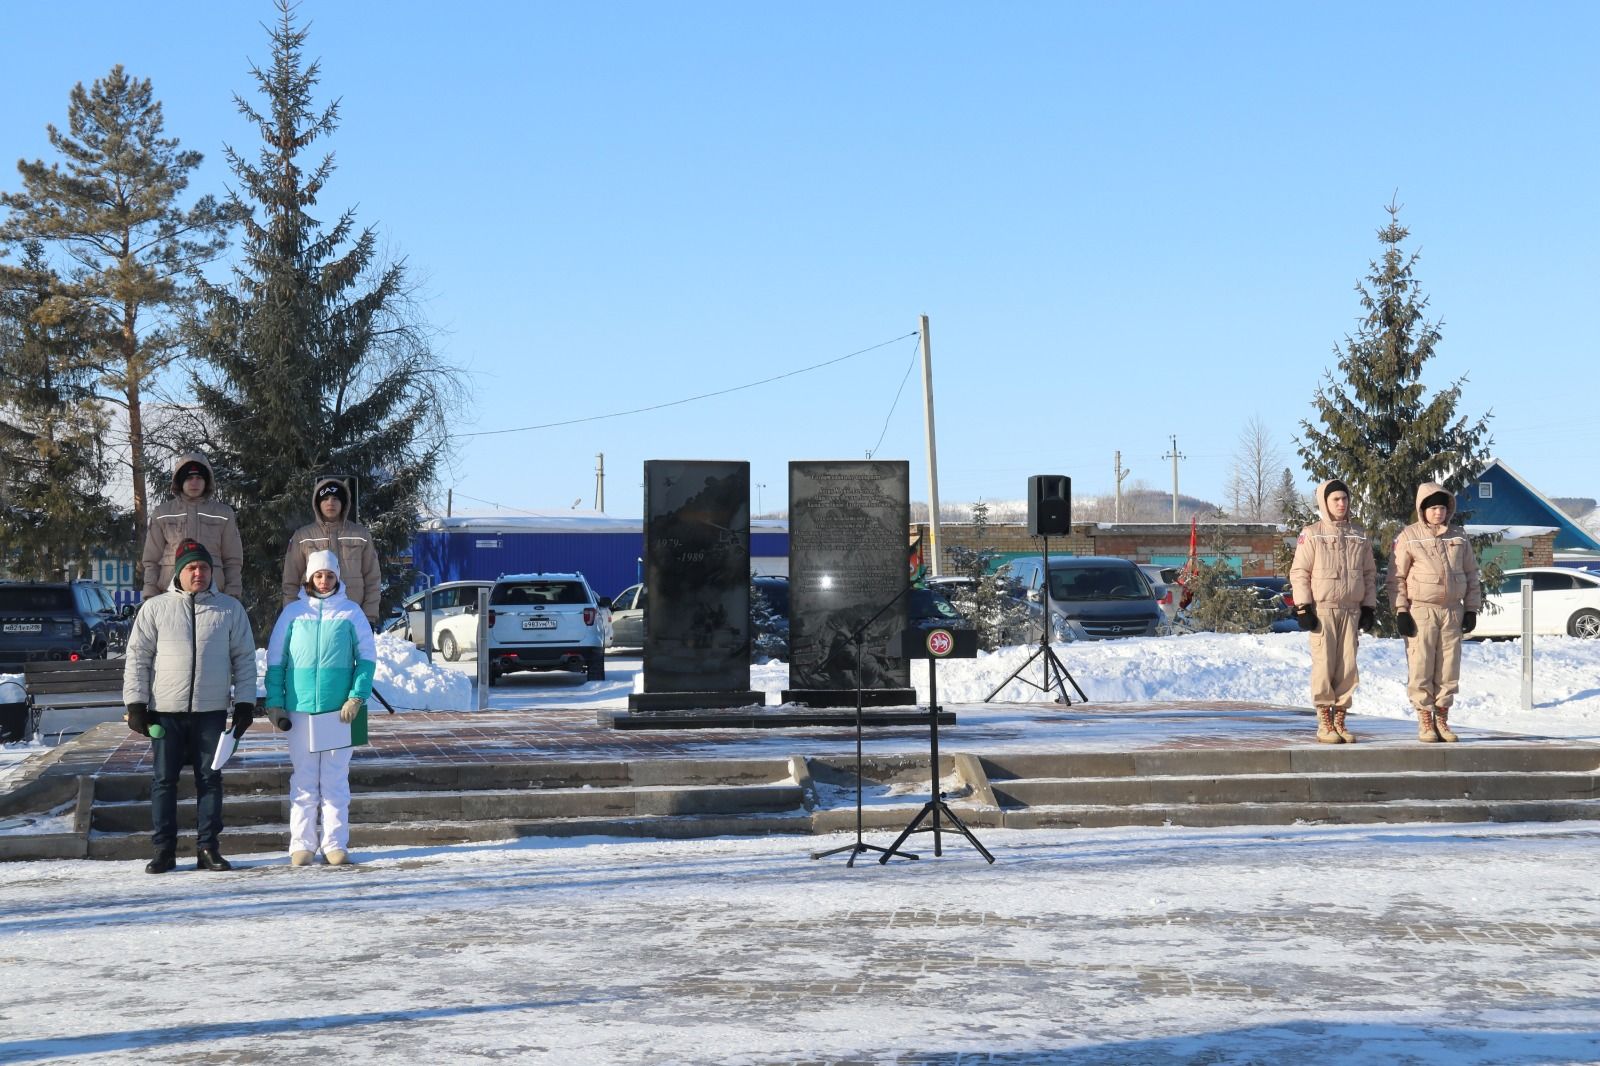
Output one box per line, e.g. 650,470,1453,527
1470,567,1600,639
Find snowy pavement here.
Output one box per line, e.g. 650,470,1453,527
2,821,1599,1064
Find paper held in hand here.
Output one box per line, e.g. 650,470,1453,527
210,731,238,771
306,712,354,753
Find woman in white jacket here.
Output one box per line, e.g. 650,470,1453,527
263,550,375,866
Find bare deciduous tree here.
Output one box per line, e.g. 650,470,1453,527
1225,416,1283,521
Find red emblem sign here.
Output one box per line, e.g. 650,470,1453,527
926,629,954,657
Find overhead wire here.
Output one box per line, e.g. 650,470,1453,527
458,330,920,438
865,335,921,458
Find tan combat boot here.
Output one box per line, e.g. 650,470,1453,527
1332,708,1356,743
1433,706,1458,743
290,850,313,867
1316,706,1343,744
1417,706,1440,743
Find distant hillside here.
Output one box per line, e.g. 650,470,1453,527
924,489,1225,524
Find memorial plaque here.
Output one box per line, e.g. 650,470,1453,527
785,460,912,700
639,460,753,697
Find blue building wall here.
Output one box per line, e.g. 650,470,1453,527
410,530,790,601
1457,464,1600,552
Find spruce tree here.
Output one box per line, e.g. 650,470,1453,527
1296,199,1493,624
946,501,1032,650
0,241,123,577
0,66,235,577
192,0,451,632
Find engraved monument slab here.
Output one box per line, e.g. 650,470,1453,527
627,459,762,712
782,459,915,707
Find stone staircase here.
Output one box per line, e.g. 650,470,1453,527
8,741,1600,862
974,745,1600,829
80,757,810,860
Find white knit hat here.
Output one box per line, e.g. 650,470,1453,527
304,549,341,582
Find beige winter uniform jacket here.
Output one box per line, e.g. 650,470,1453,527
141,452,244,599
1289,480,1378,611
1387,482,1482,613
281,477,382,622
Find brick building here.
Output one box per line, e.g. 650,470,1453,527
916,522,1294,578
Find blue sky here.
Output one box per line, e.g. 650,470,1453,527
4,2,1596,518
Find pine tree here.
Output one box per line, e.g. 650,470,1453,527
191,0,452,632
1296,198,1493,625
0,241,123,577
0,66,236,578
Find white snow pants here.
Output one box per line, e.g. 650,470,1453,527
287,716,354,855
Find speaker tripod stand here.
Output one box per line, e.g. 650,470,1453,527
985,533,1087,704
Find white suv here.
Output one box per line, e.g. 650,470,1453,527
483,573,611,684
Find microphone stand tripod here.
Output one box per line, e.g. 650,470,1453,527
877,638,994,864
811,584,919,867
984,533,1087,704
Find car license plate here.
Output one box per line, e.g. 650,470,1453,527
522,618,557,630
2,623,42,633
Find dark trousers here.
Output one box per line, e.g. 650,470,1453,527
150,711,228,853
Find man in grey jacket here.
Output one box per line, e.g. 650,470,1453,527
123,539,258,873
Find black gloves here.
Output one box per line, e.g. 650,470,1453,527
1359,606,1376,633
1295,604,1319,632
126,703,150,737
1396,611,1417,638
230,703,255,739
1462,611,1476,634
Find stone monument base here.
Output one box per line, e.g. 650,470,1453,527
626,691,766,712
779,687,918,709
601,706,955,730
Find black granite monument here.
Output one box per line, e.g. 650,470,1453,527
781,459,916,707
625,459,763,712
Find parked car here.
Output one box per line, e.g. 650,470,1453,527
1228,576,1298,633
1139,564,1182,620
608,583,646,648
0,580,133,667
433,573,613,682
1006,556,1163,639
1470,567,1600,640
395,580,493,649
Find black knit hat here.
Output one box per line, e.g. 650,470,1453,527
1324,479,1349,499
1420,490,1451,514
316,481,348,506
175,461,209,491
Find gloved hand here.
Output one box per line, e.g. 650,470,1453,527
1359,605,1376,633
1462,611,1476,634
1295,604,1319,632
126,702,150,737
339,698,365,724
266,707,292,731
1395,611,1417,638
230,703,255,739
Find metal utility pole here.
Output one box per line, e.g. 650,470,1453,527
1114,451,1131,523
446,488,453,517
594,453,605,512
919,314,943,576
1162,435,1186,522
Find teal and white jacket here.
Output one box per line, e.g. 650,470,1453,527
264,583,377,715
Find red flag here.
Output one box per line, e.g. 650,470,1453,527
1179,515,1198,610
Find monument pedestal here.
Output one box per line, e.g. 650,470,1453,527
626,690,765,712
780,687,918,709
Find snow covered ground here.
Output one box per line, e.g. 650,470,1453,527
2,821,1599,1064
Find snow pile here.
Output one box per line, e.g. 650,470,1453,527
907,632,1600,737
250,634,473,711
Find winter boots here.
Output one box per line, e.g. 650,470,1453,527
325,849,350,867
1315,706,1343,744
145,851,176,875
195,848,233,871
290,850,314,867
1417,707,1441,743
1433,706,1459,743
1332,709,1356,743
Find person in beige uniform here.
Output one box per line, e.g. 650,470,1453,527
281,478,382,625
1387,482,1481,742
1289,479,1378,743
141,452,244,599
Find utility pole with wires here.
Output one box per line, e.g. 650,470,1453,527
594,453,605,512
919,314,943,576
1162,435,1186,522
1114,451,1131,523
